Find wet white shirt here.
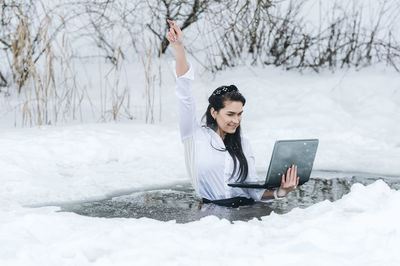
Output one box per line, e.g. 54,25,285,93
174,63,266,201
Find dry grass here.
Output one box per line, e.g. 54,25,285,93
141,38,163,124
100,46,133,122
11,7,87,127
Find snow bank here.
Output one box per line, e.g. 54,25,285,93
0,123,186,206
0,180,399,266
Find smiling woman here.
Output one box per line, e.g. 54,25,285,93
207,85,244,137
202,85,249,183
166,19,299,207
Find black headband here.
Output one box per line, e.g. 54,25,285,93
212,85,238,96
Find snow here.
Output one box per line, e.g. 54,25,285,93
1,181,399,265
1,61,400,265
1,0,400,263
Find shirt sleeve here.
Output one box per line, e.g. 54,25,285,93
242,137,266,201
173,61,199,141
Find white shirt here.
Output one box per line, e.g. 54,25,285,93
175,63,266,201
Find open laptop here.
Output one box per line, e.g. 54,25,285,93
228,139,319,189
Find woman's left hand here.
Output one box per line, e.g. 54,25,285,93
166,19,184,47
277,165,299,198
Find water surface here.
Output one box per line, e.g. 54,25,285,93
59,175,400,223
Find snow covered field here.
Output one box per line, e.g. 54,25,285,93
1,62,400,265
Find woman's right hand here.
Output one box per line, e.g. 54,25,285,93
166,19,183,48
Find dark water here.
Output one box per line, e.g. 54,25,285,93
59,176,400,223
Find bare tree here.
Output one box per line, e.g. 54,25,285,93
203,0,400,72
145,0,210,55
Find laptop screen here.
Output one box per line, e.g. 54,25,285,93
265,139,319,188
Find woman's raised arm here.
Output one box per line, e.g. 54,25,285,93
166,20,198,141
166,20,188,77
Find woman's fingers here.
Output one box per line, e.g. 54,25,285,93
284,166,298,187
288,166,294,184
280,166,300,194
169,28,177,39
166,33,171,42
167,28,178,43
280,166,298,184
291,166,296,184
174,24,182,35
286,167,291,181
291,166,296,183
167,19,182,37
166,32,175,43
168,19,182,34
167,19,183,45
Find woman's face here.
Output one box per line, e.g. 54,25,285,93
211,100,243,135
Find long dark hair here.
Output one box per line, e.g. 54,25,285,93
202,85,248,182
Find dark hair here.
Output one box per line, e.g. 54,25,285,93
202,85,248,182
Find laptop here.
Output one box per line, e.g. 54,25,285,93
228,139,319,189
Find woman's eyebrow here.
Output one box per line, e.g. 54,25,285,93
227,110,243,114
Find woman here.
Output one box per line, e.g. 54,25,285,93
166,20,298,207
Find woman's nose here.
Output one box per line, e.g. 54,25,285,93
232,117,239,123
